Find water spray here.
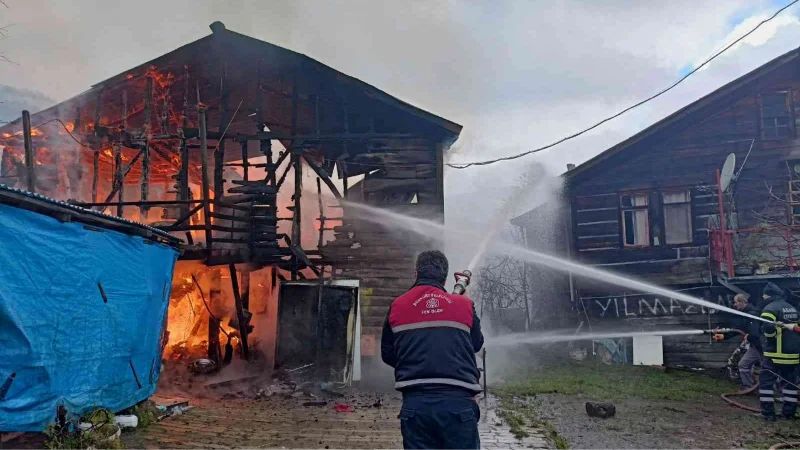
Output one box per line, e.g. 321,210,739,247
448,269,487,397
339,200,775,327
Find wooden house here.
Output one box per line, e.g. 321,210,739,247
513,46,800,371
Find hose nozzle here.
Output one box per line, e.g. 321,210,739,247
780,322,800,333
452,270,472,295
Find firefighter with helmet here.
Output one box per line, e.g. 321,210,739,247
758,282,800,421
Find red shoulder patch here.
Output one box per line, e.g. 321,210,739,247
389,286,473,329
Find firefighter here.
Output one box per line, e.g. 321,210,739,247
758,282,800,421
381,250,484,449
714,293,762,387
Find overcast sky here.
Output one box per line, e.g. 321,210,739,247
1,0,800,206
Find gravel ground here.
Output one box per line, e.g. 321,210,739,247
536,392,800,449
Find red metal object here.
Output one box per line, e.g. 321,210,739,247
715,170,735,276
334,403,355,413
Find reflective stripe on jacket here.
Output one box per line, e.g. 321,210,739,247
761,297,800,365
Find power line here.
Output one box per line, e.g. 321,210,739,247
446,0,800,169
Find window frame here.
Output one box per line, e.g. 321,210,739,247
662,189,693,246
620,191,650,248
760,90,795,140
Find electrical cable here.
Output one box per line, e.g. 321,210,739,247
445,0,800,169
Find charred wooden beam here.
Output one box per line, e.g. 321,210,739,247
96,148,143,213
232,131,417,142
291,71,301,281
163,224,250,233
198,105,213,250
276,159,292,190
167,203,204,228
92,151,99,202
317,177,324,249
114,143,123,217
86,198,200,208
241,141,249,182
302,155,343,200
208,271,221,365
263,139,275,185
91,89,104,203
179,65,191,219
140,77,153,218
117,91,128,218
229,264,250,360
21,110,34,192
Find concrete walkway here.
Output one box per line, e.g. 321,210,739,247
123,393,551,449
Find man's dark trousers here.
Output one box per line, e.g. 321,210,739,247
760,359,799,419
399,390,480,449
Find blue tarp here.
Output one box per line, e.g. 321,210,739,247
0,203,179,431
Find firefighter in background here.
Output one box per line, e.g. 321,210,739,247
758,282,800,421
381,250,484,449
715,293,762,388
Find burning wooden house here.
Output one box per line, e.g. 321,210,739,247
0,22,460,387
513,45,800,370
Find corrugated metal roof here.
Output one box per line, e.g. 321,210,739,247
0,184,182,246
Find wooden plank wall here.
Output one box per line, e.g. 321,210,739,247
580,288,740,370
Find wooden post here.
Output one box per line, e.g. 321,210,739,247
114,143,123,217
21,110,35,192
179,66,191,219
92,91,102,202
241,141,249,182
290,73,301,280
264,140,275,185
229,264,250,360
140,77,153,218
199,106,213,250
214,62,228,201
117,91,128,217
317,177,324,249
208,271,221,365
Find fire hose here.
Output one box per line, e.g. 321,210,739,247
451,270,488,396
702,328,764,413
707,326,800,418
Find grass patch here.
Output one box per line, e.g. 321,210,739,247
496,396,569,449
496,409,529,439
495,361,739,402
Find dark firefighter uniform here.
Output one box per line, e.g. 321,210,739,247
759,282,800,420
381,279,484,449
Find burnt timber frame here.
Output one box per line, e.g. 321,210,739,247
0,21,462,351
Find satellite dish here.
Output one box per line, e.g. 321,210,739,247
720,153,736,192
